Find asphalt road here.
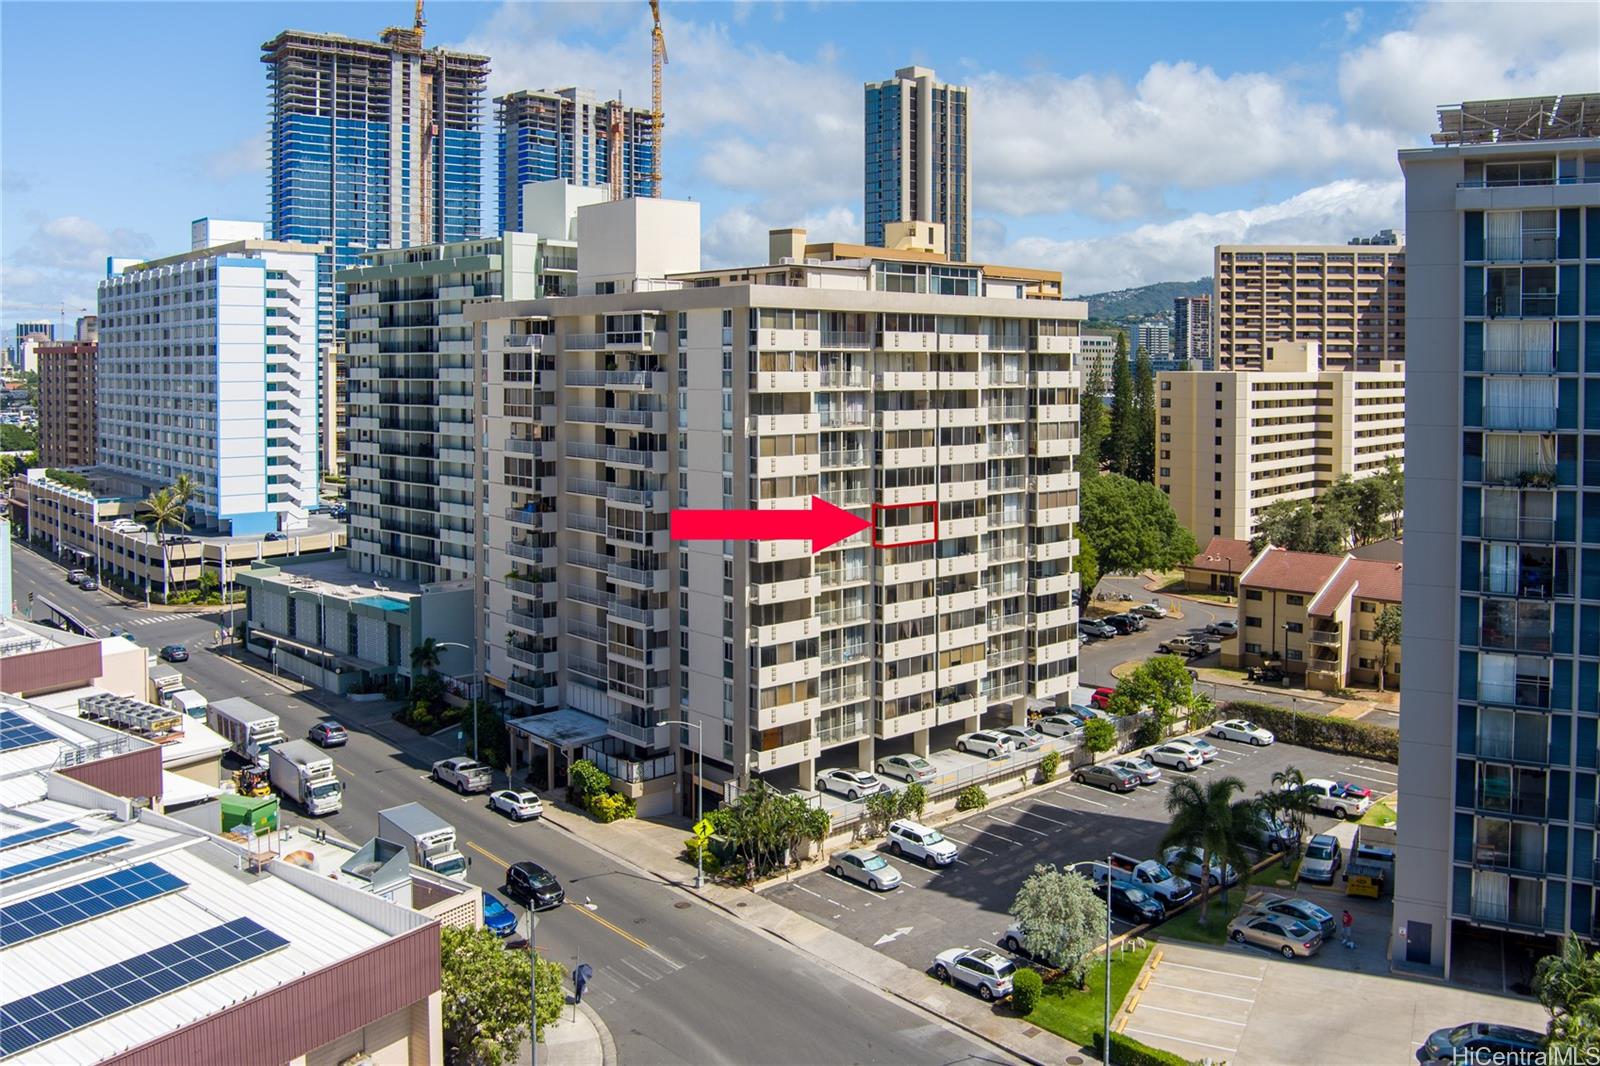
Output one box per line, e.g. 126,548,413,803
11,542,1019,1066
762,734,1401,975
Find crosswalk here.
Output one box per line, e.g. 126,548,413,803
578,935,697,1011
127,614,189,627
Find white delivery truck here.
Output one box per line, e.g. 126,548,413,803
377,803,468,878
208,697,287,761
268,739,344,816
166,689,208,720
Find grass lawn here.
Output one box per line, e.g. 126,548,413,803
1158,865,1299,945
1361,800,1397,827
1026,944,1152,1047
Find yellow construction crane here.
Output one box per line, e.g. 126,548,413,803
414,0,426,37
650,0,667,196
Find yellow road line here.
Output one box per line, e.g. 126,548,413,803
465,841,653,952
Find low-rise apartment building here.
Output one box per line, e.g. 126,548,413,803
1221,544,1403,691
1214,238,1405,370
471,199,1081,815
1156,340,1405,542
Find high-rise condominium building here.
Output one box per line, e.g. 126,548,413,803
74,315,97,343
1155,341,1404,542
1213,240,1406,370
1079,332,1118,385
1135,321,1172,359
36,340,97,468
341,227,575,584
14,322,52,349
496,88,655,233
1174,295,1213,369
1394,95,1600,977
96,229,324,534
472,201,1080,814
262,21,489,308
864,66,970,263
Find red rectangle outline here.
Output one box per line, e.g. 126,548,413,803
871,501,938,549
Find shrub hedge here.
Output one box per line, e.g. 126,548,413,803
955,784,989,811
1220,699,1397,763
1092,1031,1197,1066
1011,968,1043,1014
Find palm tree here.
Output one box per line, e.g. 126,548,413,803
1535,934,1600,1051
170,473,197,518
1267,765,1316,856
411,638,442,674
142,487,189,605
1160,775,1254,926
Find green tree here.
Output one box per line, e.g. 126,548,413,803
1160,776,1255,925
1074,530,1100,598
1132,346,1155,482
170,472,198,526
1534,935,1600,1054
1249,497,1344,555
0,424,37,451
1081,474,1199,578
142,486,188,604
412,637,443,673
1107,332,1137,475
1008,864,1106,986
1373,605,1402,693
1078,362,1108,477
708,783,830,881
1378,457,1406,538
441,924,565,1066
1082,717,1116,754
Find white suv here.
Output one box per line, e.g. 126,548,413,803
886,819,959,867
956,730,1014,757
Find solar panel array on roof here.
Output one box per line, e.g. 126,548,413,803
0,710,58,753
0,862,188,947
0,836,133,883
0,823,77,853
0,916,289,1057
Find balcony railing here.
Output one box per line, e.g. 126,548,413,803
581,745,675,784
1469,897,1547,931
1483,349,1557,374
1485,295,1557,319
821,331,870,349
506,679,552,707
821,449,866,468
1474,791,1548,819
1484,234,1557,262
504,334,544,349
607,714,660,746
1482,404,1557,432
1478,680,1552,709
1480,515,1556,542
1309,630,1343,648
819,369,867,388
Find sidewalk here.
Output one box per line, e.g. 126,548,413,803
516,1000,616,1066
537,798,1073,1066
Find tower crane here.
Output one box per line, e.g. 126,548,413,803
649,0,666,197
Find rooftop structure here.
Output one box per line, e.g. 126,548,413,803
864,66,970,262
1431,94,1600,146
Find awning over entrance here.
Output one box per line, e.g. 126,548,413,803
508,708,608,749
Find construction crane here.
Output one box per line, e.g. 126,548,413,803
608,99,626,202
650,0,667,197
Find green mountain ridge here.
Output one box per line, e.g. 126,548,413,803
1071,278,1213,321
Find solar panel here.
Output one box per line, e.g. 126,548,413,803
0,710,58,752
0,917,288,1057
0,863,188,947
0,822,77,852
0,837,133,883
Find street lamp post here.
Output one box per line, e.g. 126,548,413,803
1103,850,1113,1066
656,719,704,890
434,641,478,760
525,907,539,1066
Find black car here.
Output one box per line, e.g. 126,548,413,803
1097,880,1166,924
1418,1024,1545,1065
308,721,349,748
265,532,287,542
159,644,189,663
1104,613,1146,635
506,861,565,910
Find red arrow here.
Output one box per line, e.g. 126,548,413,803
670,496,872,554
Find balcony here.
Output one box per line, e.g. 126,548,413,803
506,610,544,635
1482,404,1557,432
1482,348,1557,374
504,334,544,349
505,679,554,708
1309,629,1343,648
564,370,663,390
822,331,870,349
1480,515,1556,542
1483,232,1557,263
582,745,675,785
818,369,867,388
1477,680,1552,710
609,714,661,746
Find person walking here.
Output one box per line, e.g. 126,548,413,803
1341,909,1355,949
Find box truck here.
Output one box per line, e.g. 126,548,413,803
208,697,286,760
268,739,344,816
377,803,468,878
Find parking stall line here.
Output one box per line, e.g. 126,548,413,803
976,827,1029,847
1156,983,1257,1003
991,818,1048,837
939,834,997,856
1011,808,1076,830
1053,789,1109,808
1123,1027,1238,1054
1161,960,1263,981
1139,1004,1247,1026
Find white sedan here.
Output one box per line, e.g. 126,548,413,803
488,789,543,821
1149,741,1205,771
1209,719,1276,746
816,768,888,800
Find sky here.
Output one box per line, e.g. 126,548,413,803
1,0,1596,331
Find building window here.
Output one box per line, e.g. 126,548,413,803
1285,649,1303,662
1246,616,1262,628
1286,621,1303,633
1246,589,1263,601
1286,594,1305,606
1244,642,1262,655
1360,602,1376,613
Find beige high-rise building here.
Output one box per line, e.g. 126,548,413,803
470,199,1081,815
1213,239,1405,370
1156,341,1404,542
36,341,97,468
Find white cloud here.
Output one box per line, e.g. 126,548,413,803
974,179,1404,296
1343,8,1364,35
201,133,267,183
702,202,858,267
2,215,155,325
1,169,33,194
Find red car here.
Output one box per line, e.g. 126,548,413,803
1089,687,1116,709
1332,781,1372,801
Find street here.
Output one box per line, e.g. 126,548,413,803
10,542,1020,1066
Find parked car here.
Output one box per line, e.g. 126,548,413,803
816,767,888,800
1108,755,1162,785
1299,834,1343,884
875,754,936,784
66,569,86,585
1132,601,1169,619
1104,614,1144,635
1072,763,1140,792
1080,618,1117,639
1243,809,1301,854
886,819,958,867
1076,870,1166,923
831,849,902,891
481,892,518,936
432,756,494,794
956,730,1015,757
1157,636,1211,658
1036,713,1084,738
78,577,98,592
1209,719,1276,746
996,725,1047,751
1207,620,1239,637
505,861,564,909
1070,702,1107,721
1333,780,1374,801
1161,845,1239,888
489,789,544,821
1108,853,1196,908
932,948,1016,1002
1227,912,1324,959
159,644,189,663
1417,1024,1546,1066
1186,737,1221,762
1088,687,1117,709
1149,741,1206,771
308,721,348,748
1248,894,1337,938
1288,777,1374,819
264,532,287,542
167,536,197,545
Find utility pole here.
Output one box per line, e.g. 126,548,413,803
658,719,704,888
527,907,539,1066
1103,851,1113,1066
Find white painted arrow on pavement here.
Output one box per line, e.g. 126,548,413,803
874,926,914,947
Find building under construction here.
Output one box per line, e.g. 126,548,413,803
496,88,656,233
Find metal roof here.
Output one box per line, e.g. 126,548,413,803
1433,94,1600,145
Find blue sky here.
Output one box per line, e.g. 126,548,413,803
2,0,1595,330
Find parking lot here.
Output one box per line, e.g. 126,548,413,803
761,733,1401,975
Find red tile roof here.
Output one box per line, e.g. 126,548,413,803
1239,547,1346,595
1189,536,1253,574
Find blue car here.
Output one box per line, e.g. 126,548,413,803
481,891,518,937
